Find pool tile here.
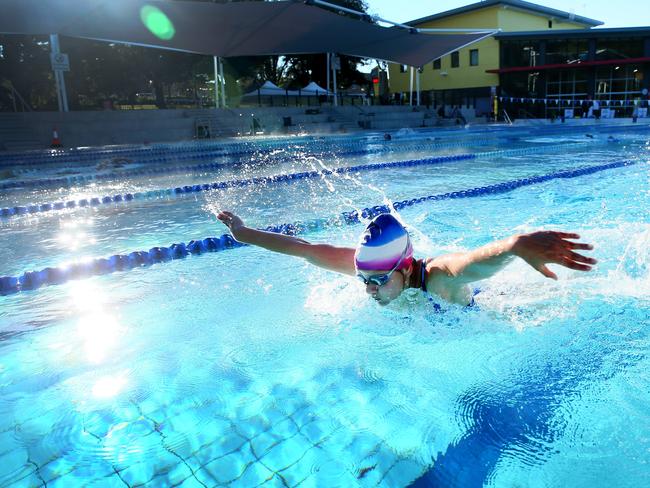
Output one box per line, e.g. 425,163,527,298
163,416,232,459
271,416,301,440
347,433,382,461
235,413,272,440
116,459,156,486
288,406,317,429
182,456,220,487
291,456,359,487
4,470,44,488
0,429,20,457
257,435,312,473
381,458,426,487
298,418,330,445
174,474,212,488
159,460,195,486
250,430,285,459
231,460,275,487
274,445,320,486
39,456,76,483
203,441,255,484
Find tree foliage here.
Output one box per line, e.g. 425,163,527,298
0,0,372,111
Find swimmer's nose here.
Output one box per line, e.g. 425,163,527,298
365,283,379,295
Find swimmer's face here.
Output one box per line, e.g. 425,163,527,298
359,269,406,306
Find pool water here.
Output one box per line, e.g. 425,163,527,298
1,126,649,487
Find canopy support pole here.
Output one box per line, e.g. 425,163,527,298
416,68,421,107
219,59,226,107
326,52,331,105
213,56,220,109
332,55,338,107
409,67,414,106
50,34,68,112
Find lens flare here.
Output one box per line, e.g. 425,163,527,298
140,5,175,40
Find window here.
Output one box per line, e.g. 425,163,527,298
548,20,553,28
400,64,408,73
469,49,479,66
451,51,459,68
433,58,441,70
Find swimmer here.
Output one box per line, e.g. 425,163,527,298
383,133,392,141
96,157,133,171
0,168,18,179
217,211,596,307
585,134,594,139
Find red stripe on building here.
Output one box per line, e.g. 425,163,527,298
487,57,650,74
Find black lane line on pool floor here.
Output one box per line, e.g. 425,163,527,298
0,158,636,296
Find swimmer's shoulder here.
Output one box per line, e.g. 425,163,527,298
424,256,472,305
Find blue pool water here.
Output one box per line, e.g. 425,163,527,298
1,125,649,487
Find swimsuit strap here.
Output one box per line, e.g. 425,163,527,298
420,259,428,293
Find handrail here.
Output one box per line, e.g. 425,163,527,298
1,80,32,112
502,110,513,125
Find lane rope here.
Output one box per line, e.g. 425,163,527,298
0,159,636,296
0,141,592,219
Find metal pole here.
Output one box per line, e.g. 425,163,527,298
219,59,226,107
416,68,421,106
409,67,414,106
50,34,69,112
326,52,331,105
332,56,338,107
213,56,220,109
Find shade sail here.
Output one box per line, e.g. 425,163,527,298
0,0,493,67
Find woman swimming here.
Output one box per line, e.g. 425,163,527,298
217,211,596,306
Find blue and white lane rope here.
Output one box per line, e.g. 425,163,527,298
0,142,592,219
0,120,645,169
0,137,508,191
0,159,635,296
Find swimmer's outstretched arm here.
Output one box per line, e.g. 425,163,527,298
217,211,356,276
430,231,596,287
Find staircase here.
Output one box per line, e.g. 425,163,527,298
0,118,41,151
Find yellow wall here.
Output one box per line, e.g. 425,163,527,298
388,4,591,93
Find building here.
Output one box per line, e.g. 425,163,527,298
386,0,602,115
493,27,650,118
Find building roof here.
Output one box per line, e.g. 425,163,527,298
406,0,603,28
495,26,650,39
0,0,491,67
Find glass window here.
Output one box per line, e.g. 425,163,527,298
469,49,479,66
433,58,441,70
400,64,407,73
546,39,589,65
595,38,644,60
451,51,459,68
501,41,541,68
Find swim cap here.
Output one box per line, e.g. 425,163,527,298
355,213,413,272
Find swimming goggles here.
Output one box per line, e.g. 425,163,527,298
356,241,410,287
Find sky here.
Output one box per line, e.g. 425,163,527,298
364,0,650,28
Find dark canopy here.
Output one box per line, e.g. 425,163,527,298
0,0,492,67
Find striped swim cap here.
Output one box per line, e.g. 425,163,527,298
354,213,413,272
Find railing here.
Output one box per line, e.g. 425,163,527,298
1,81,32,112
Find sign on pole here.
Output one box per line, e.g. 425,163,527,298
50,52,70,71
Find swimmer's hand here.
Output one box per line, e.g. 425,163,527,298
217,210,245,238
512,231,596,280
